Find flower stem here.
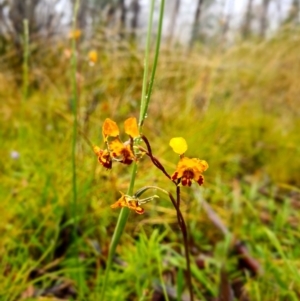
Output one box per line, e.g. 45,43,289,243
22,19,29,103
140,135,171,180
99,163,136,300
70,0,82,296
142,0,165,124
134,184,193,300
139,137,194,300
139,0,165,129
170,191,194,301
100,1,164,299
138,0,155,130
20,19,29,145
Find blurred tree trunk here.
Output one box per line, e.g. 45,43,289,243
119,0,127,38
130,0,140,40
0,0,10,36
283,0,300,25
9,0,39,42
190,0,204,48
168,0,180,45
241,0,253,38
106,2,117,27
220,0,234,45
259,0,271,38
77,0,88,30
119,0,126,28
1,0,64,50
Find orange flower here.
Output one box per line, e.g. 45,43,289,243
94,117,139,168
109,138,135,165
110,192,144,214
170,137,208,186
69,29,81,40
171,157,208,186
93,146,112,169
88,50,98,65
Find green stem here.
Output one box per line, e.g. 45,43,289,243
22,19,29,102
167,192,193,301
100,163,137,300
142,0,165,124
70,0,81,295
20,19,29,145
138,0,155,130
100,1,165,299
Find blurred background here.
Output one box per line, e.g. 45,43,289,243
1,0,300,300
1,0,300,47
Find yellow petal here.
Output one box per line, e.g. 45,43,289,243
111,192,126,208
69,29,81,40
191,158,208,172
88,50,98,63
102,118,119,141
109,138,125,156
124,117,139,138
169,137,188,154
93,145,101,155
198,159,209,171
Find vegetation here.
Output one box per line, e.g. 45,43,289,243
1,13,300,300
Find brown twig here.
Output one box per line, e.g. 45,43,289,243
169,191,194,301
139,135,172,180
140,135,194,300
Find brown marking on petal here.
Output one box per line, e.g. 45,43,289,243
98,150,112,169
182,177,188,186
182,169,194,186
197,175,204,186
182,176,192,186
171,172,179,180
135,207,145,214
120,148,134,165
102,158,112,169
126,201,142,213
122,157,134,165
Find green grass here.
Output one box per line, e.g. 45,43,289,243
1,27,300,300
